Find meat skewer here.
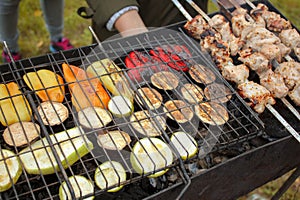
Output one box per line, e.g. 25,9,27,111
171,0,300,142
244,0,300,61
184,0,300,116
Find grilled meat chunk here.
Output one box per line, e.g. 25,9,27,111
274,61,300,90
250,3,292,32
259,70,289,99
288,83,300,106
238,49,271,76
237,81,276,113
184,15,211,40
279,29,300,60
222,62,249,84
209,14,243,56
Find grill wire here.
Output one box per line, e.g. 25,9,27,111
0,25,265,199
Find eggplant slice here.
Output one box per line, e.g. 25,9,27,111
151,71,179,90
97,130,131,150
78,107,112,129
130,110,166,136
189,64,216,85
204,83,232,104
181,83,204,104
3,122,40,147
36,101,69,126
195,102,229,125
163,100,194,124
135,87,163,110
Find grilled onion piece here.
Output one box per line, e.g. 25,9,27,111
135,87,163,110
195,102,229,125
163,100,194,123
151,71,179,90
78,107,112,129
59,175,94,200
204,83,232,103
189,64,216,85
0,149,22,192
130,110,166,136
97,130,131,150
3,122,40,147
36,101,68,126
181,83,204,104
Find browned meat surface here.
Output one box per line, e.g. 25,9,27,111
238,81,276,113
288,83,300,106
222,62,249,84
275,61,300,90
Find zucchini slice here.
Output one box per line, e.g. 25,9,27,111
108,96,133,117
0,149,22,192
59,175,94,200
170,131,198,160
94,161,126,192
78,107,112,129
130,137,173,178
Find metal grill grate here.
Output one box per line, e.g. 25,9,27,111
0,26,264,199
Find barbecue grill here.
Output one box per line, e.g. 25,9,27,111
0,0,299,199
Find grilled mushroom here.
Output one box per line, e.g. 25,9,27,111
163,100,194,124
130,110,166,136
189,64,216,85
36,101,69,126
204,83,232,103
181,83,204,104
78,107,112,129
97,130,131,150
3,122,40,147
195,102,229,125
151,71,179,90
135,87,163,110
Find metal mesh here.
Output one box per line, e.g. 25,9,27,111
0,22,265,199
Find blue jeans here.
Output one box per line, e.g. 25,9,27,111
0,0,64,52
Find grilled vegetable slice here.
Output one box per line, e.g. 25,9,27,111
181,83,204,104
97,130,131,150
62,63,110,111
36,101,69,126
151,71,179,90
3,122,40,147
189,64,216,85
204,83,232,103
195,102,229,125
59,175,94,200
23,69,65,103
135,87,163,110
19,126,93,175
86,59,134,102
130,137,173,178
108,96,133,117
0,149,22,192
170,131,198,160
0,82,32,126
163,100,194,124
130,110,166,136
78,107,112,129
94,161,126,192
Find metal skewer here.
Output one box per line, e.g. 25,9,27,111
173,0,300,142
213,0,300,142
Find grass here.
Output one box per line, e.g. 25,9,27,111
0,0,299,198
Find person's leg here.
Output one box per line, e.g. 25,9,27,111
0,0,22,61
40,0,73,52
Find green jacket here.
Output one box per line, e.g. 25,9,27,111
85,0,208,41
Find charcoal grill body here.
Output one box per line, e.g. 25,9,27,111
0,1,299,199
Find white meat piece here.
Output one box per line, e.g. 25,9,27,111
184,15,211,40
238,49,271,76
238,81,276,113
288,83,300,106
259,43,282,62
279,29,300,48
259,69,289,99
275,61,300,89
209,14,243,56
222,63,249,85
